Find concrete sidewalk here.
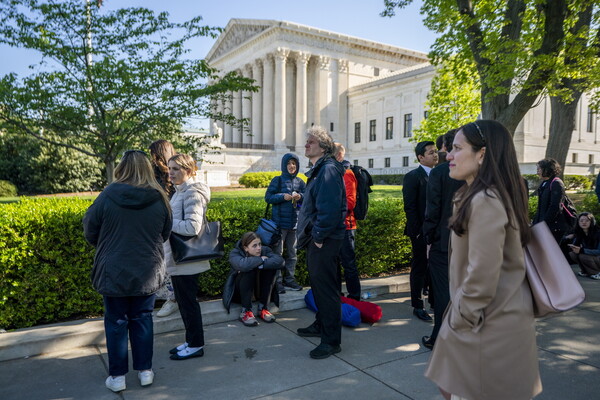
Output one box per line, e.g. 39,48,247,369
1,273,599,399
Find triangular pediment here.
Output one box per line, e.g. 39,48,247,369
207,20,274,62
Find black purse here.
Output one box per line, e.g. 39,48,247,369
170,218,225,264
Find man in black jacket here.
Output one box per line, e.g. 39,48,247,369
296,126,347,359
403,141,438,322
421,130,464,349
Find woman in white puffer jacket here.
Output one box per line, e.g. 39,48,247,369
164,153,211,361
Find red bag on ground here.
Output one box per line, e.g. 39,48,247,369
341,296,382,323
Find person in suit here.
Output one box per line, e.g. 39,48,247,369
425,120,541,400
402,140,438,321
421,130,464,349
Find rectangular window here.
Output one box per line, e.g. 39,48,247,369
572,153,578,163
402,156,409,167
588,107,594,132
353,159,359,166
385,157,391,168
424,110,429,119
368,158,374,168
354,122,361,143
369,120,377,141
589,154,594,164
374,67,380,77
404,113,413,138
330,122,334,132
385,117,393,140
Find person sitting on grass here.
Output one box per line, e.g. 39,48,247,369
223,232,284,326
566,212,600,279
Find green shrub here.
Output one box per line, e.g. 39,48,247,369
580,193,600,216
0,196,411,329
563,175,593,190
528,195,538,221
239,171,307,188
0,180,18,197
523,174,540,191
371,174,405,185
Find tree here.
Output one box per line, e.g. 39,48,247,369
0,0,255,183
545,4,600,173
413,59,481,142
382,0,569,134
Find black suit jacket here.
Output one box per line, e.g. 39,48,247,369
403,165,428,238
422,162,464,253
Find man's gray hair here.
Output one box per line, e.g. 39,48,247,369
306,125,334,155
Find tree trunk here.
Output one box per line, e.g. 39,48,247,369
546,93,582,178
105,159,115,184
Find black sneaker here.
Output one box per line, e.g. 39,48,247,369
297,321,321,337
283,281,303,291
309,343,341,359
276,283,286,294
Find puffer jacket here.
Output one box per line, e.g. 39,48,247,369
164,176,212,276
265,153,306,230
83,182,172,296
222,240,284,312
296,155,347,250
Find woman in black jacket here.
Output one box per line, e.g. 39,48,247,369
223,232,284,326
566,212,600,279
533,158,569,242
83,150,172,392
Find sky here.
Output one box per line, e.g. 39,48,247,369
0,0,437,77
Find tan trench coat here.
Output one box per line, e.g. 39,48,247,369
425,190,542,400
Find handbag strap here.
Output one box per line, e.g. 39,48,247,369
550,177,575,218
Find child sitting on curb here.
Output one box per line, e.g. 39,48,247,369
223,232,284,326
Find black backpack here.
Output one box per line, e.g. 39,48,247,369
350,165,373,220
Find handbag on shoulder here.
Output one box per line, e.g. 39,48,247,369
170,219,225,263
524,221,585,317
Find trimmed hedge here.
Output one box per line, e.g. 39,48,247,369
0,180,18,197
0,197,410,330
239,171,307,188
371,174,405,185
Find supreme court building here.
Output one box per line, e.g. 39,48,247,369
200,18,600,184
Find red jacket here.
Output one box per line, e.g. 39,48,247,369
343,169,357,230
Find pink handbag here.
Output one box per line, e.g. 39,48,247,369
524,221,585,317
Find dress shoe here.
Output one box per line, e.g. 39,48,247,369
169,342,188,354
297,321,321,337
309,343,341,359
413,308,433,322
422,336,434,350
169,347,204,360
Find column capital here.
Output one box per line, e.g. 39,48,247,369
253,58,263,71
242,64,253,77
295,51,311,65
318,55,330,71
338,59,349,73
274,47,290,62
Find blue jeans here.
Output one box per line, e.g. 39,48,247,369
274,228,298,285
103,295,155,376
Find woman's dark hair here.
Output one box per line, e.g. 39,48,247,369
449,120,531,246
241,231,261,249
537,158,562,178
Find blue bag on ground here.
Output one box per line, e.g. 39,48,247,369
304,289,361,327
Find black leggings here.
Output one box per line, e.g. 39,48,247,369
235,269,277,310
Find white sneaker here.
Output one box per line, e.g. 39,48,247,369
591,273,600,280
105,375,126,392
157,300,178,317
138,370,154,386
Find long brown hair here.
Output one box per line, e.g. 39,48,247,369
448,120,531,246
149,140,176,196
114,150,171,211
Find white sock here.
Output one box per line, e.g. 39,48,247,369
177,346,202,356
176,342,188,351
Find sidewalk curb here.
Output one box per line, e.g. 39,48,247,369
0,275,409,362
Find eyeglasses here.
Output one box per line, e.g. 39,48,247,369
122,150,147,157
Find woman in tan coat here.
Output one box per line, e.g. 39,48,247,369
424,120,542,400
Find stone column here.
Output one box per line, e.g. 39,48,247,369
274,47,289,148
251,59,263,146
242,64,253,146
232,71,243,144
224,92,233,144
330,58,339,139
318,55,330,128
295,52,310,150
338,59,349,143
262,54,274,146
